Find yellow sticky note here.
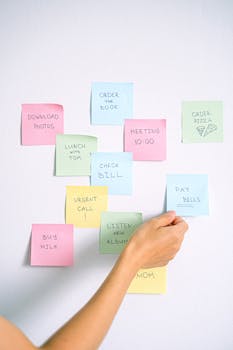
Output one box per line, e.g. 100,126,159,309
128,266,166,294
66,186,108,228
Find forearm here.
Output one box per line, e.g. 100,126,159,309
0,212,187,350
41,245,139,350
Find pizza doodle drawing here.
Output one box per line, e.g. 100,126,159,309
192,110,217,137
196,123,217,137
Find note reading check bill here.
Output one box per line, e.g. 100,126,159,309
91,152,133,195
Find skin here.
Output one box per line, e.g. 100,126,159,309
0,211,188,350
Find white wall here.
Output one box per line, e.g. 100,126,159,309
0,1,232,349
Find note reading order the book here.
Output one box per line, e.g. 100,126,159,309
91,82,133,125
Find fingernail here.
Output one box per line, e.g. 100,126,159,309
167,210,176,216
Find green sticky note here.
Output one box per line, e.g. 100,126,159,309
100,212,143,254
182,101,223,143
56,134,97,176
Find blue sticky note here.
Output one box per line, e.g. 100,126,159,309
91,82,133,125
166,174,209,216
91,152,133,195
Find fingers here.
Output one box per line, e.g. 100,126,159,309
173,217,189,233
165,217,188,250
172,216,183,225
152,211,176,227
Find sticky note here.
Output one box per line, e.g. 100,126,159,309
30,224,74,266
128,267,166,294
21,104,64,145
56,134,97,176
166,174,209,216
100,212,143,254
66,186,108,228
124,119,166,160
182,101,223,143
91,82,133,125
91,152,133,195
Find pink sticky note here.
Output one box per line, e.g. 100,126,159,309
124,119,166,161
21,104,64,145
30,224,74,266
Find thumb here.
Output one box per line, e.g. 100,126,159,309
154,211,176,227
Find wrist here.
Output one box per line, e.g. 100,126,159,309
118,239,143,276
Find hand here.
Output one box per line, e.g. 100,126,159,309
125,211,188,269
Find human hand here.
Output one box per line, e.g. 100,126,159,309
124,211,188,269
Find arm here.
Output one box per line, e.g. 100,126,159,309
0,316,37,350
41,211,188,350
0,211,188,350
